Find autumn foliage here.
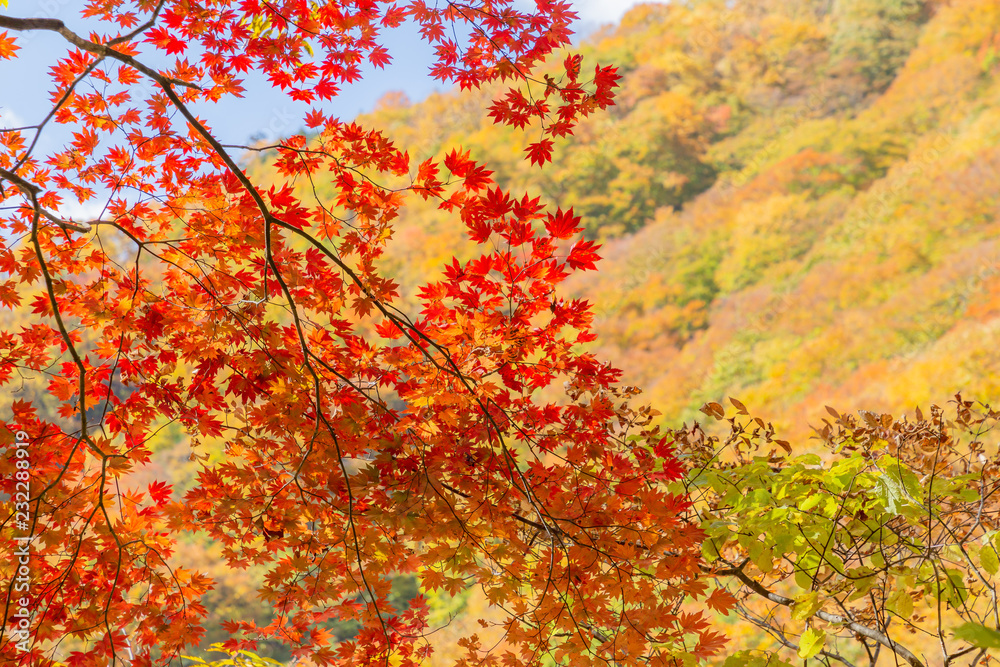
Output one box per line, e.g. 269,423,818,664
0,1,724,666
680,396,1000,667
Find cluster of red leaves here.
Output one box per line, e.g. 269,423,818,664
0,1,726,666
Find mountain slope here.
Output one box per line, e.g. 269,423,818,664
317,0,1000,445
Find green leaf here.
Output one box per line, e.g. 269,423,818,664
799,454,823,466
825,550,845,575
723,651,794,667
799,493,823,511
791,591,822,621
773,531,797,555
754,546,774,574
702,538,722,562
887,590,913,619
874,471,907,514
954,623,1000,649
945,567,969,605
847,566,877,600
982,544,1000,576
798,627,826,659
794,551,821,589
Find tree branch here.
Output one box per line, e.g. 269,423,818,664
0,14,199,89
0,167,106,233
716,563,926,667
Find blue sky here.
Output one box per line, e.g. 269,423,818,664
0,1,663,136
0,0,662,218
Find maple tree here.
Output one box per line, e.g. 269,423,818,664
0,1,725,666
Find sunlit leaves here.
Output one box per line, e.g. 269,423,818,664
682,397,1000,666
797,627,825,660
0,1,708,665
954,623,1000,650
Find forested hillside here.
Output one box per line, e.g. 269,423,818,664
154,0,1000,662
289,0,1000,444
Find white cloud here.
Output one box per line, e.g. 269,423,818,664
570,0,668,25
513,0,669,27
56,199,108,222
0,107,25,130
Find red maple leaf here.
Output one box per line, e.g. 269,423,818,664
566,239,601,271
304,109,326,128
148,480,173,506
545,207,582,239
525,138,554,166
